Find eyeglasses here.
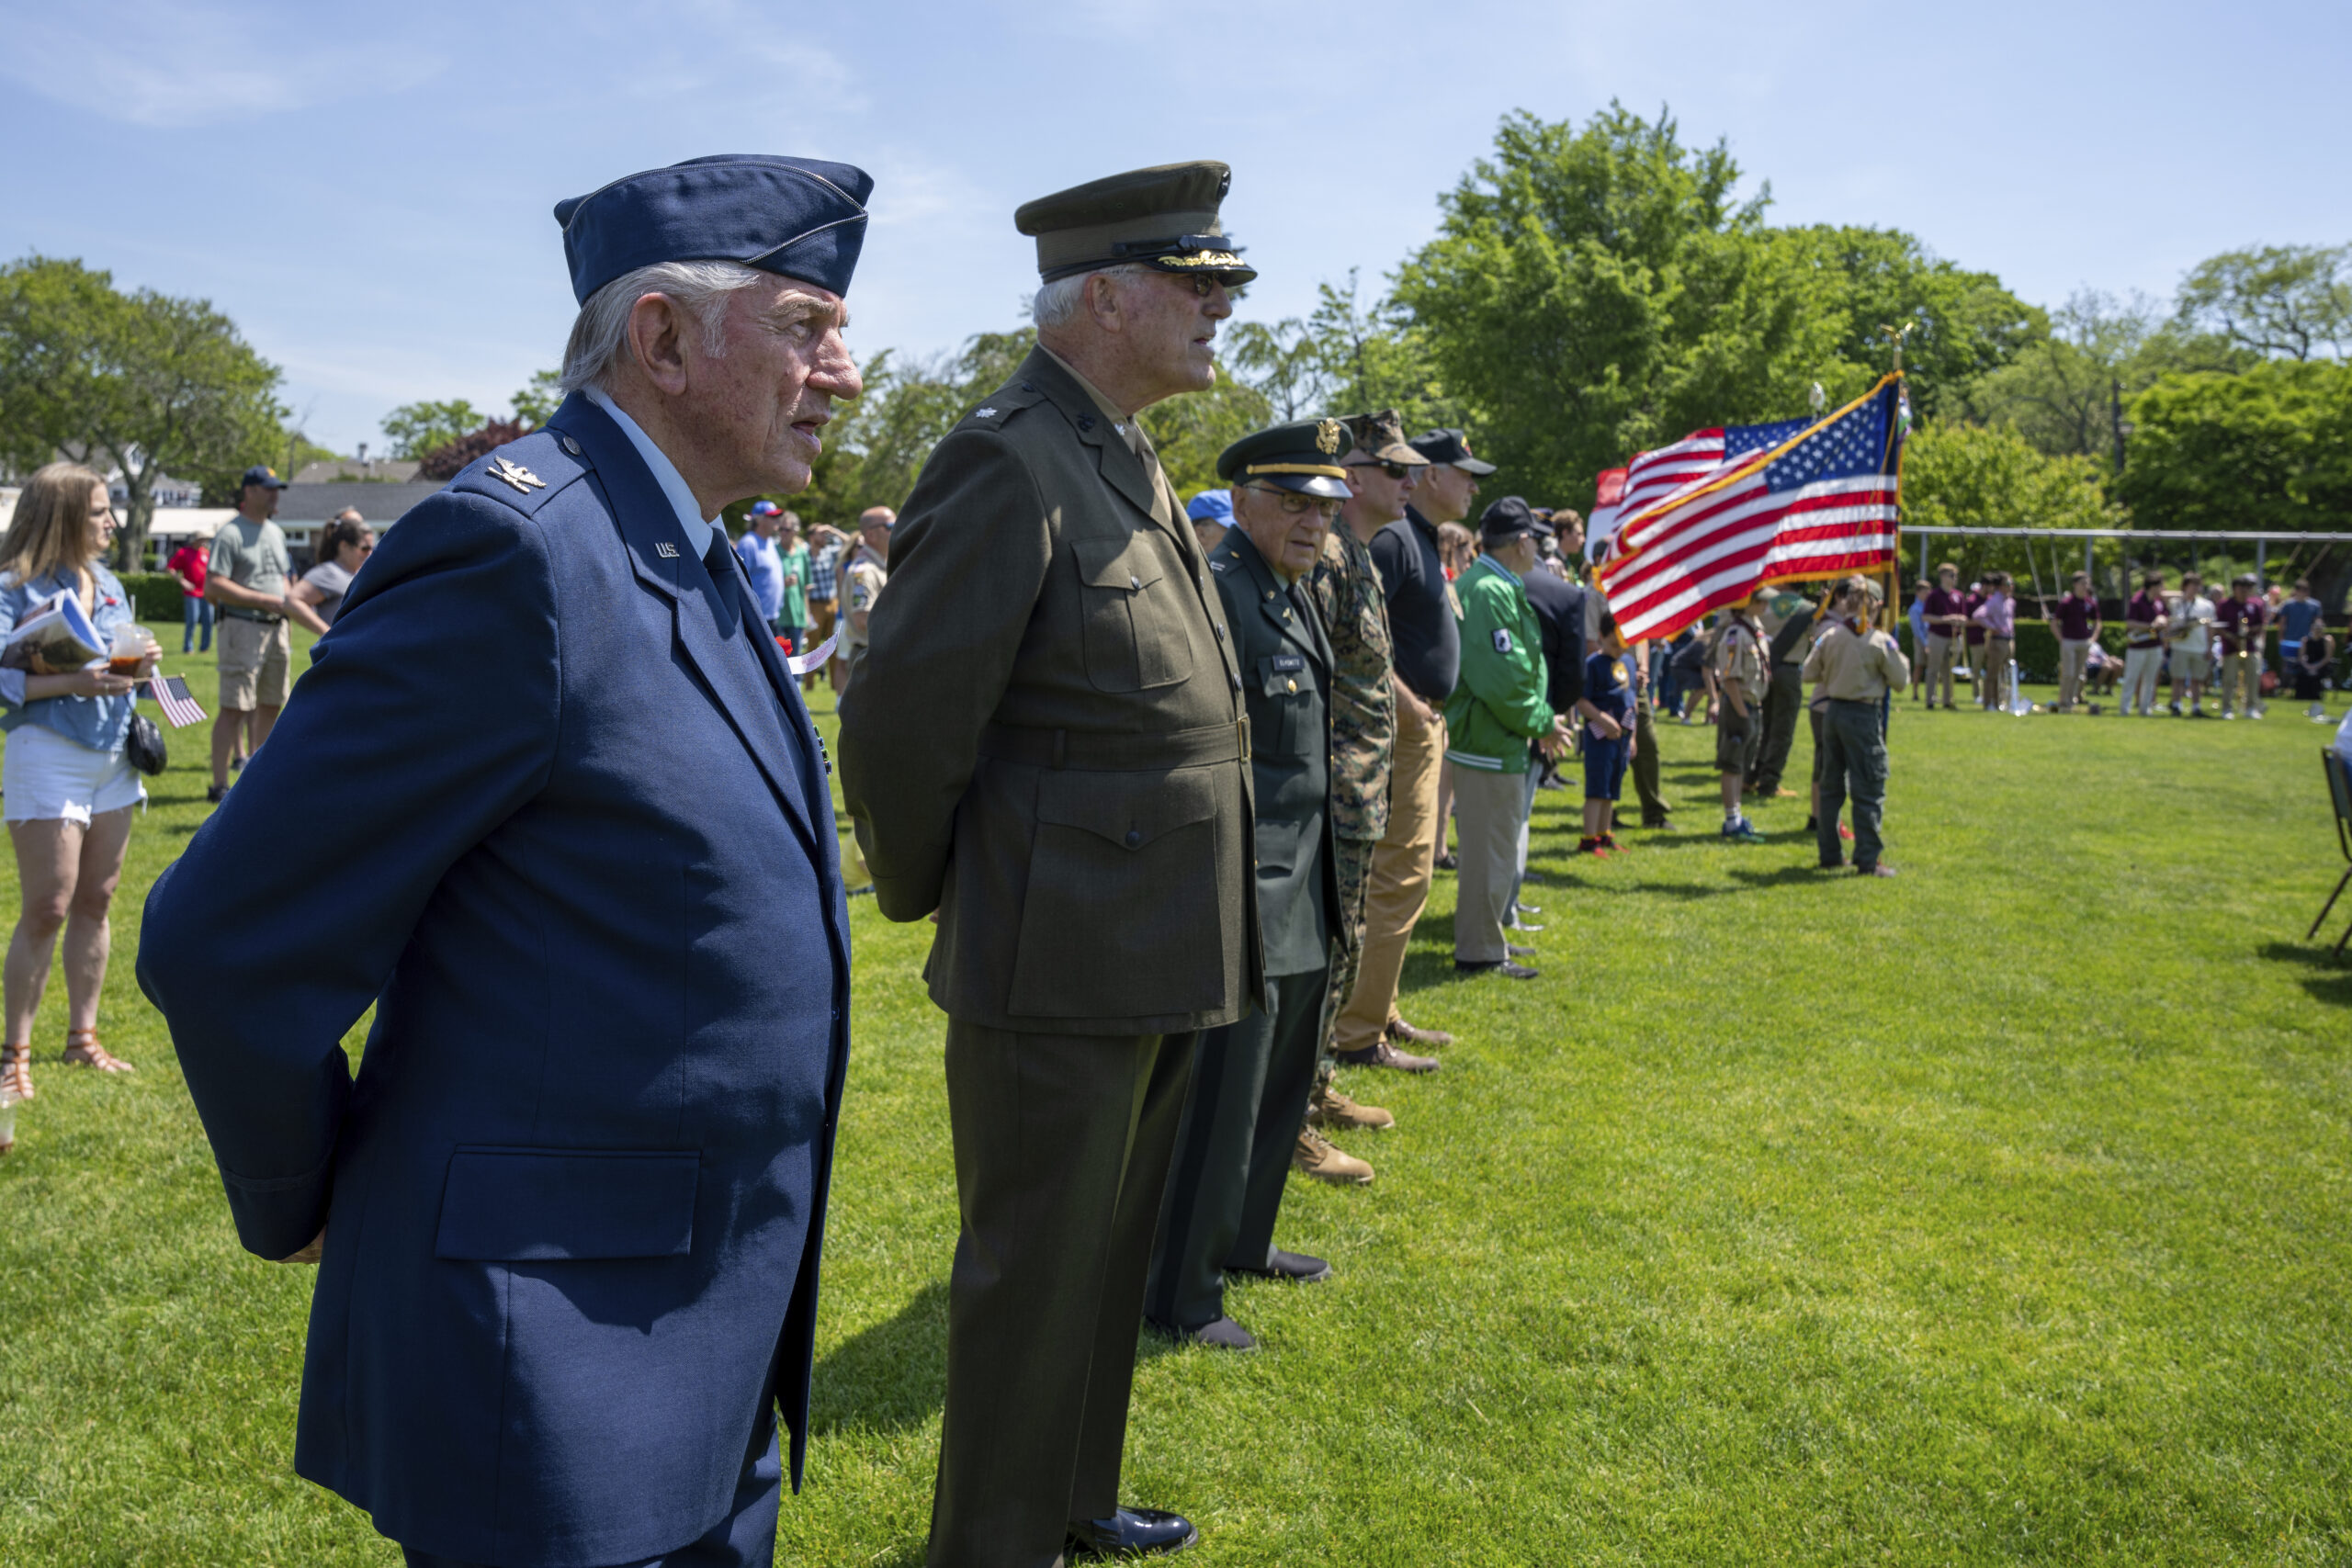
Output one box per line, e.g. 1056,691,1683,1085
1242,485,1341,520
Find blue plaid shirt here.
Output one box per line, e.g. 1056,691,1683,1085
808,540,840,600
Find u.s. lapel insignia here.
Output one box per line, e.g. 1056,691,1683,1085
1316,419,1341,455
655,541,680,558
490,457,548,493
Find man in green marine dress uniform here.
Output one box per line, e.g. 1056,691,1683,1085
839,161,1258,1566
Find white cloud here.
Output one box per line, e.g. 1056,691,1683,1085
0,1,445,128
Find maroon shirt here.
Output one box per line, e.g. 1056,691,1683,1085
1963,591,1987,646
2126,591,2165,649
2053,593,2097,640
1924,587,1965,638
2213,595,2267,656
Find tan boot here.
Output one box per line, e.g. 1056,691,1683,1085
1308,1079,1395,1132
1294,1127,1374,1187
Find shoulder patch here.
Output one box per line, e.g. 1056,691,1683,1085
962,383,1044,430
1493,627,1513,654
1209,559,1227,572
447,429,588,519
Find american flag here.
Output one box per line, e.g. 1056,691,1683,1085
149,673,207,728
1597,377,1905,643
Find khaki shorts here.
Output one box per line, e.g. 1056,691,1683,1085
2171,649,2210,682
218,615,291,710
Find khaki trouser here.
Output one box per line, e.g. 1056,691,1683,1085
2122,646,2163,713
1331,700,1443,1053
1452,765,1525,965
2058,637,2092,708
2220,649,2261,714
1979,637,2013,708
1925,633,1956,705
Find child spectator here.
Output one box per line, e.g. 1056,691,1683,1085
2212,572,2267,719
1576,612,1637,856
2166,571,2215,716
1713,592,1769,842
1972,572,2017,711
2294,629,2335,719
2052,570,2101,712
1923,563,1966,708
1962,579,1989,700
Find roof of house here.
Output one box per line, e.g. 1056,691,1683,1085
277,481,445,526
294,458,423,485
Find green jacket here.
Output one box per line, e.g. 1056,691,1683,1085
1443,555,1553,774
838,346,1259,1034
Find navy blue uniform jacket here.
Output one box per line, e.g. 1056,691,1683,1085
136,394,852,1568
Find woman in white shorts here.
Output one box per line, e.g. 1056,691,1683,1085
0,463,159,1100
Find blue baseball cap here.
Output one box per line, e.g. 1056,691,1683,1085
1186,491,1233,524
241,465,287,491
554,154,874,306
747,500,783,517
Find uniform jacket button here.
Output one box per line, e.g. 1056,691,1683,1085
1124,829,1143,848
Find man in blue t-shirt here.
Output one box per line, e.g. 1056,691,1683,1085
734,500,786,627
1574,610,1637,856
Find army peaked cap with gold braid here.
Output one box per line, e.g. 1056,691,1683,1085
1014,160,1257,286
1215,418,1355,501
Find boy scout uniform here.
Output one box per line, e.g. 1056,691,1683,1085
838,540,886,690
836,162,1257,1567
1802,604,1910,872
1148,423,1346,1343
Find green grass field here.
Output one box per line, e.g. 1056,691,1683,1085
2,631,2347,1565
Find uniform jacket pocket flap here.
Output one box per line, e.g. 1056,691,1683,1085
1073,536,1166,592
1035,768,1216,851
434,1147,699,1261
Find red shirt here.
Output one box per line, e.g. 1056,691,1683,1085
2213,595,2267,656
2125,591,2165,648
1963,591,1987,646
167,544,208,598
1924,587,1965,637
2053,593,2097,640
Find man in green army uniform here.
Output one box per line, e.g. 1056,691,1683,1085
1448,498,1572,976
840,162,1258,1565
1147,420,1350,1352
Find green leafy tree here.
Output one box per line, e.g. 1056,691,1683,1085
1898,421,2122,593
1393,105,2032,511
2119,360,2352,605
0,254,285,566
511,369,564,427
381,398,485,459
1972,289,2248,464
2176,243,2351,362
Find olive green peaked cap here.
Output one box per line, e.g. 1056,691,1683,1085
1014,160,1257,286
1216,418,1356,501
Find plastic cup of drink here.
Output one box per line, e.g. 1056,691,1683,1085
108,623,147,676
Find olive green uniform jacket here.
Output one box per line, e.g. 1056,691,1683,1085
1206,525,1338,977
838,347,1260,1033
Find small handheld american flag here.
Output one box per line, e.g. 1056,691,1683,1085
149,674,207,728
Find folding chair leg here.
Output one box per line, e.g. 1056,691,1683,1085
2336,918,2352,962
2310,864,2352,942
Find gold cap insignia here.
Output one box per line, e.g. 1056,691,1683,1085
490,457,548,494
1315,419,1341,456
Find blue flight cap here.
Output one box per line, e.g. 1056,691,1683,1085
554,154,874,306
1186,490,1234,524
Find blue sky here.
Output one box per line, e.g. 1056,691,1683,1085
3,0,2344,457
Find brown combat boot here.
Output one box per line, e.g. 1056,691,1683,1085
1294,1127,1374,1187
1386,1015,1454,1048
1308,1079,1395,1132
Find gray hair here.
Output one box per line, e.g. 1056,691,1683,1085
558,259,764,395
1030,263,1152,330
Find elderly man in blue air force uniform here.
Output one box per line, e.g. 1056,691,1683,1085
1145,420,1349,1353
839,161,1259,1566
136,155,869,1568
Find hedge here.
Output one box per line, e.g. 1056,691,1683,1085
120,572,190,623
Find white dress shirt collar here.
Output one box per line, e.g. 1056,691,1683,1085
584,385,718,560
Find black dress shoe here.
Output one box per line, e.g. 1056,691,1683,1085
1149,1314,1257,1351
1455,959,1540,980
1229,1248,1331,1282
1507,942,1536,957
1068,1506,1200,1558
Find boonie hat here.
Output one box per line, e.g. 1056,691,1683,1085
1339,411,1428,468
1216,419,1356,502
1015,161,1255,287
555,154,874,306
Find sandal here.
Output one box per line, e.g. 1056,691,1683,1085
62,1029,133,1075
3,1043,32,1100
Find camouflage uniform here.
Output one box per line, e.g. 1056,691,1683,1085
1306,523,1396,1084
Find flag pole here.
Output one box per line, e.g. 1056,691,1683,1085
1878,321,1916,639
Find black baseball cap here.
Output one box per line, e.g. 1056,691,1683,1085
1410,428,1496,475
1477,495,1538,541
241,465,288,491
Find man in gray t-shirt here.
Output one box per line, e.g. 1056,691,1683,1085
203,466,326,803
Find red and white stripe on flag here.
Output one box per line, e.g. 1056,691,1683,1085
1598,378,1904,645
149,673,208,728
